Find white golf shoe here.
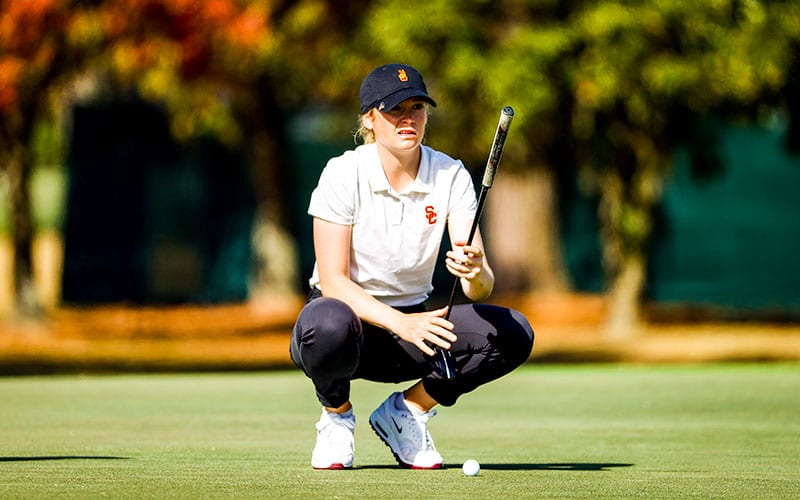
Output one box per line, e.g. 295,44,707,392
311,409,355,469
369,392,443,469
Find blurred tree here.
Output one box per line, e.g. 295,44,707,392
0,0,71,316
562,1,800,335
241,0,365,300
3,0,799,333
1,0,267,315
0,0,361,316
352,0,800,335
353,0,575,295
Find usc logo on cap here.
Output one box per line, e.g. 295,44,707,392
397,69,408,82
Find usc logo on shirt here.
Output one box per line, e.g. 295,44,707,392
425,206,437,224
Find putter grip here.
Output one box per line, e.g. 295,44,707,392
481,106,514,189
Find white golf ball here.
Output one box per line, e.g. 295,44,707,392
462,459,480,476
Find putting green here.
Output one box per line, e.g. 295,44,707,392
1,363,798,498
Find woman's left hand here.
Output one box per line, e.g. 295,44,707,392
445,241,484,281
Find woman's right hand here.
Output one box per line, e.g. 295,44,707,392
390,306,457,356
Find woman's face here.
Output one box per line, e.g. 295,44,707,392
365,98,428,154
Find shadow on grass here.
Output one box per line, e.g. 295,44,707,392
0,456,129,462
481,463,633,471
356,463,633,471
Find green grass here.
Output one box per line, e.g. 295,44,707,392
1,364,799,499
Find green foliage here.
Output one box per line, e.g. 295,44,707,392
0,166,66,234
348,1,794,168
340,0,799,318
0,175,9,235
30,167,66,231
31,120,62,167
3,0,800,312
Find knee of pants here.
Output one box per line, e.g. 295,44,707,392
293,297,362,376
467,304,535,364
504,308,535,365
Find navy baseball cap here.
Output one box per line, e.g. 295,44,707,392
359,63,437,114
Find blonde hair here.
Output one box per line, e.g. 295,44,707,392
354,112,375,144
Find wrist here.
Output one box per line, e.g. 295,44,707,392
463,271,494,301
382,308,407,336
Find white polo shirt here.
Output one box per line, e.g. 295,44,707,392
307,143,477,306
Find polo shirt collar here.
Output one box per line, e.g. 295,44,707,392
363,144,433,195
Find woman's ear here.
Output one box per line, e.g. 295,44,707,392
362,112,373,130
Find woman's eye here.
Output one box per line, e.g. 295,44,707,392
386,103,425,116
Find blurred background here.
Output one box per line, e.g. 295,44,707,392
1,0,799,371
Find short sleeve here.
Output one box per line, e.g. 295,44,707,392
307,153,357,225
447,163,478,223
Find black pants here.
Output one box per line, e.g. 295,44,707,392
290,289,534,408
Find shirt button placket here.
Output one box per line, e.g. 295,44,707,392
390,195,403,249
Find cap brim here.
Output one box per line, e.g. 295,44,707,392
376,88,437,112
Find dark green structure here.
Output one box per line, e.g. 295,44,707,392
62,102,800,316
564,117,800,316
651,119,800,314
62,101,254,304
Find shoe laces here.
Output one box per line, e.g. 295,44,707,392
317,412,355,446
407,408,437,451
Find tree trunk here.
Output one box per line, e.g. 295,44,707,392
247,82,300,299
485,168,569,293
597,158,661,339
6,145,41,317
605,252,645,339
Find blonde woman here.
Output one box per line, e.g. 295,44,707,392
290,63,534,470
